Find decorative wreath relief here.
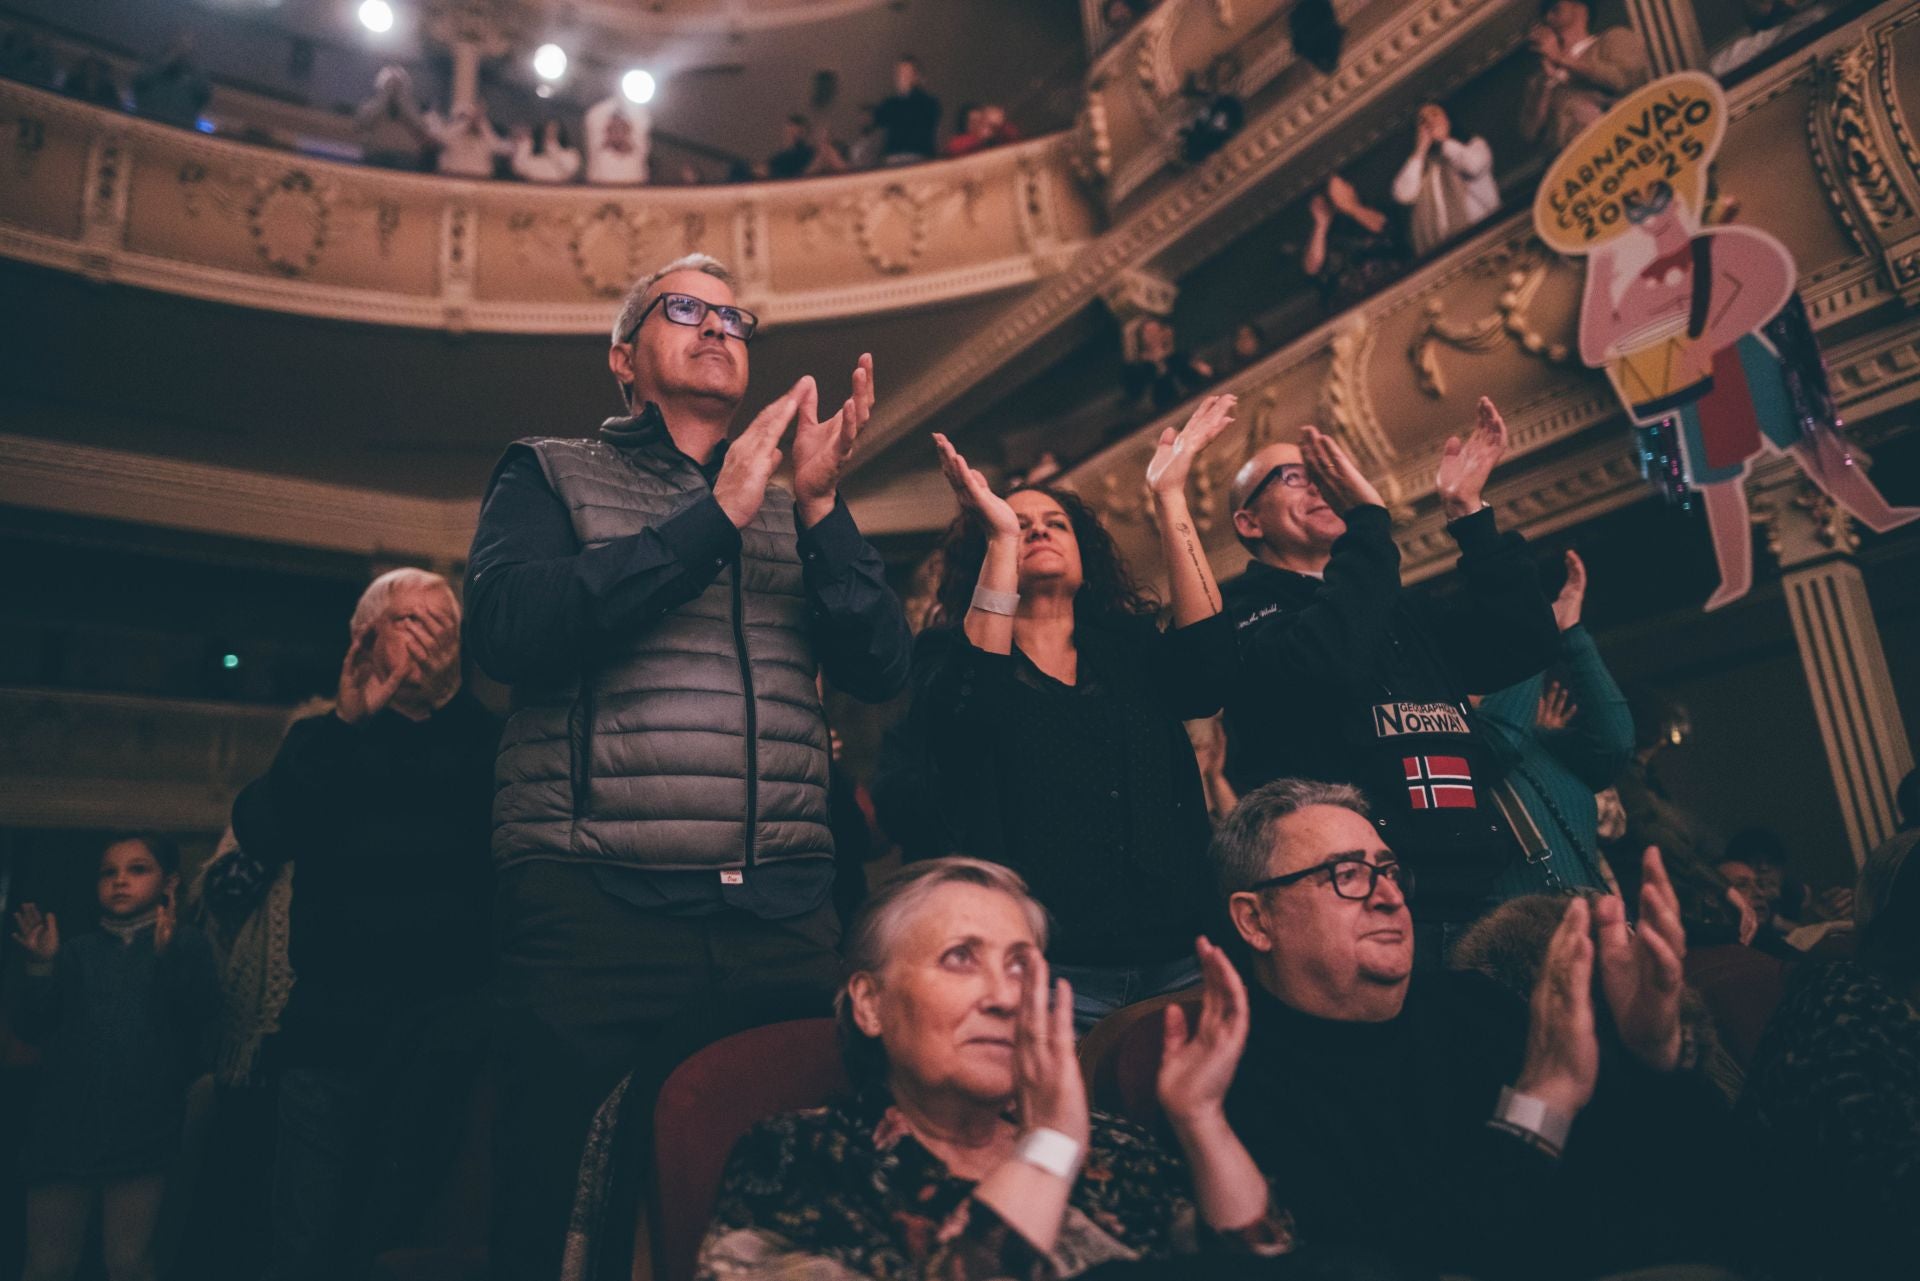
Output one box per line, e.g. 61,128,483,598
248,171,328,277
570,203,654,297
856,184,935,275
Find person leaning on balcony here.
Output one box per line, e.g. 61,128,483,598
354,65,432,171
1301,174,1408,312
510,118,582,184
1220,400,1560,967
1391,102,1499,258
584,86,651,184
1520,0,1651,153
462,252,913,1280
905,396,1238,1031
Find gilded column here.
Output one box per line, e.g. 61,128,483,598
1620,0,1707,74
1760,473,1916,864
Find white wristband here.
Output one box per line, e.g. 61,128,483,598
970,586,1019,616
1014,1127,1083,1181
1491,1086,1574,1156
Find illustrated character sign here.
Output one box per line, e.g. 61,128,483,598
1535,72,1917,610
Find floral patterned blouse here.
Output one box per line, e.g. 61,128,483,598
696,1085,1295,1280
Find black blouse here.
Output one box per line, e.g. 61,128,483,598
904,613,1234,966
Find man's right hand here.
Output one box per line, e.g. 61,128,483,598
1300,424,1384,513
1516,895,1600,1117
337,623,421,724
713,382,804,529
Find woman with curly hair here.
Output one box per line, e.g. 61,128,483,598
905,395,1238,1028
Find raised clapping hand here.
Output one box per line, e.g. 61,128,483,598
1535,682,1578,733
1597,848,1688,1072
792,353,876,526
154,888,176,955
713,381,807,529
933,432,1020,541
1299,424,1384,513
337,619,424,725
11,903,59,963
1147,394,1236,496
1551,549,1588,633
1517,895,1601,1116
1016,957,1091,1151
1435,395,1508,521
1156,936,1249,1131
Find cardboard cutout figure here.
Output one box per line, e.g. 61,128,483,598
1535,73,1917,610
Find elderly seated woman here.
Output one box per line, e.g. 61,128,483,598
696,857,1295,1279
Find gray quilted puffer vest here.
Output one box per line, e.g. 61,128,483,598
490,417,832,873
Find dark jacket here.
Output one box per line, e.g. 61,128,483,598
1223,504,1557,916
903,615,1232,966
231,691,500,1068
13,923,220,1179
466,410,911,884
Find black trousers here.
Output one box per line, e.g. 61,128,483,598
488,861,841,1281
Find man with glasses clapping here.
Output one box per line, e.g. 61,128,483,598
464,252,912,1280
1220,400,1559,965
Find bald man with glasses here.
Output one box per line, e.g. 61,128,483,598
1219,401,1559,963
465,252,912,1279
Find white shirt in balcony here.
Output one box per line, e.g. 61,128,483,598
584,95,651,185
511,127,583,185
1391,133,1497,258
433,107,505,179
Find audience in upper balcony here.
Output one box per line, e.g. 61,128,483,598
131,36,210,132
584,85,652,184
1392,102,1499,258
1520,0,1651,152
1121,316,1214,413
767,113,848,179
1215,322,1268,379
354,65,433,172
873,55,941,165
432,102,505,179
1302,174,1408,311
510,118,582,184
0,26,57,90
1223,400,1560,964
944,103,1021,157
911,397,1237,1029
1217,782,1739,1279
58,54,123,111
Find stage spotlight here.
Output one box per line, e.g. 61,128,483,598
533,43,567,81
358,0,395,35
622,69,656,105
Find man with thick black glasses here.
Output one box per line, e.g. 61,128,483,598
1220,398,1559,964
464,253,912,1279
1213,778,1733,1278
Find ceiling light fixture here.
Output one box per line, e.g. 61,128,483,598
357,0,395,35
533,43,567,81
621,69,656,105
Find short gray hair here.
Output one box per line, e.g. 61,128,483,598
835,857,1050,1083
348,567,455,636
609,252,734,346
1210,778,1370,896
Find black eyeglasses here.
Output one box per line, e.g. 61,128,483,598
1239,463,1311,509
622,292,760,344
1245,858,1411,901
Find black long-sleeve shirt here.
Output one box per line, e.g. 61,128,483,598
1226,969,1736,1279
464,436,912,917
903,614,1233,966
230,691,500,1067
1223,505,1558,916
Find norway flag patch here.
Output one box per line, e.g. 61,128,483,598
1404,755,1476,810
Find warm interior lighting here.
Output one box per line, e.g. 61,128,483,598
533,43,568,81
357,1,395,35
621,69,656,105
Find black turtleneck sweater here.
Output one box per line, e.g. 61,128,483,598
1224,968,1736,1280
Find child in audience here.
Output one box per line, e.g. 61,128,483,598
9,834,221,1281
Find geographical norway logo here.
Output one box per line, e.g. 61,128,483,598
1371,701,1472,737
1403,756,1476,810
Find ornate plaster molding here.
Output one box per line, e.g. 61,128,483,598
0,83,1093,332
